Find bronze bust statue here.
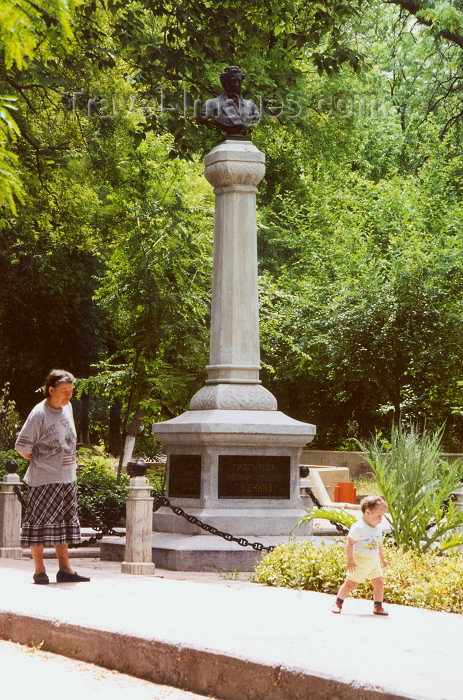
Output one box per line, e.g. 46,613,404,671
200,65,260,139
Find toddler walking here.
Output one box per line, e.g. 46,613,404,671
332,495,388,616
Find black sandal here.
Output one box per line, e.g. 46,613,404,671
56,570,90,583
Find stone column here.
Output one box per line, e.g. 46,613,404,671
152,140,316,543
121,474,155,575
190,140,276,411
0,472,23,559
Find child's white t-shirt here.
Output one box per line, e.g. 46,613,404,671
348,519,383,557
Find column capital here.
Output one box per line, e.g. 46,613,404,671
204,140,265,189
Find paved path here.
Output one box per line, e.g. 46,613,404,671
0,556,462,700
0,639,215,700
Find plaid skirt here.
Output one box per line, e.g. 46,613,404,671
21,482,82,547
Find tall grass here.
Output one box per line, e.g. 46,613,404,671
364,422,463,553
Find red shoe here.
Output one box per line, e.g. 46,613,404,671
331,601,342,614
373,605,389,616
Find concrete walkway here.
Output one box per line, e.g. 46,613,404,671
0,638,216,700
0,556,462,700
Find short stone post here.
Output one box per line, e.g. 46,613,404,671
0,461,23,559
121,461,155,575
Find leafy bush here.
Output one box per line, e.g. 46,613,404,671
363,422,463,553
146,465,166,496
255,541,348,593
0,383,20,450
254,541,463,613
76,452,129,531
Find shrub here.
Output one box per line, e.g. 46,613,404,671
148,468,166,496
0,383,20,450
363,422,463,553
254,541,463,613
255,541,347,593
76,452,129,531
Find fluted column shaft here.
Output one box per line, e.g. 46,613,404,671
189,140,277,411
205,141,264,383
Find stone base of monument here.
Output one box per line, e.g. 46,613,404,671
151,506,312,537
125,408,316,570
101,532,313,572
153,409,314,532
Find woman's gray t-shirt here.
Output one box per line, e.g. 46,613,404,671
15,399,77,486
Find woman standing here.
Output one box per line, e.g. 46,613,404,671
15,369,90,584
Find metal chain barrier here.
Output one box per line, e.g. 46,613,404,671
152,491,276,552
68,526,125,548
12,485,27,509
12,476,347,549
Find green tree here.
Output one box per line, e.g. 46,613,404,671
0,0,74,210
78,133,213,463
258,150,463,447
4,0,463,457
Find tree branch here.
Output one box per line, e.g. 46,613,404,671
386,0,463,50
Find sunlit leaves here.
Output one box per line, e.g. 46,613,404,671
0,0,74,71
0,0,75,212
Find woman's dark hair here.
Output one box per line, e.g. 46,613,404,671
43,369,75,397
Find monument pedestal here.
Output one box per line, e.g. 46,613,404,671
101,532,314,572
153,409,315,539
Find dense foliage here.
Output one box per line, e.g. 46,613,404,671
254,541,463,613
0,383,20,450
76,450,129,530
2,0,463,452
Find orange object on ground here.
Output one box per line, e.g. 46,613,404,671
334,481,356,504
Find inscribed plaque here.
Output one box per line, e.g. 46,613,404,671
218,455,290,499
168,454,202,498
